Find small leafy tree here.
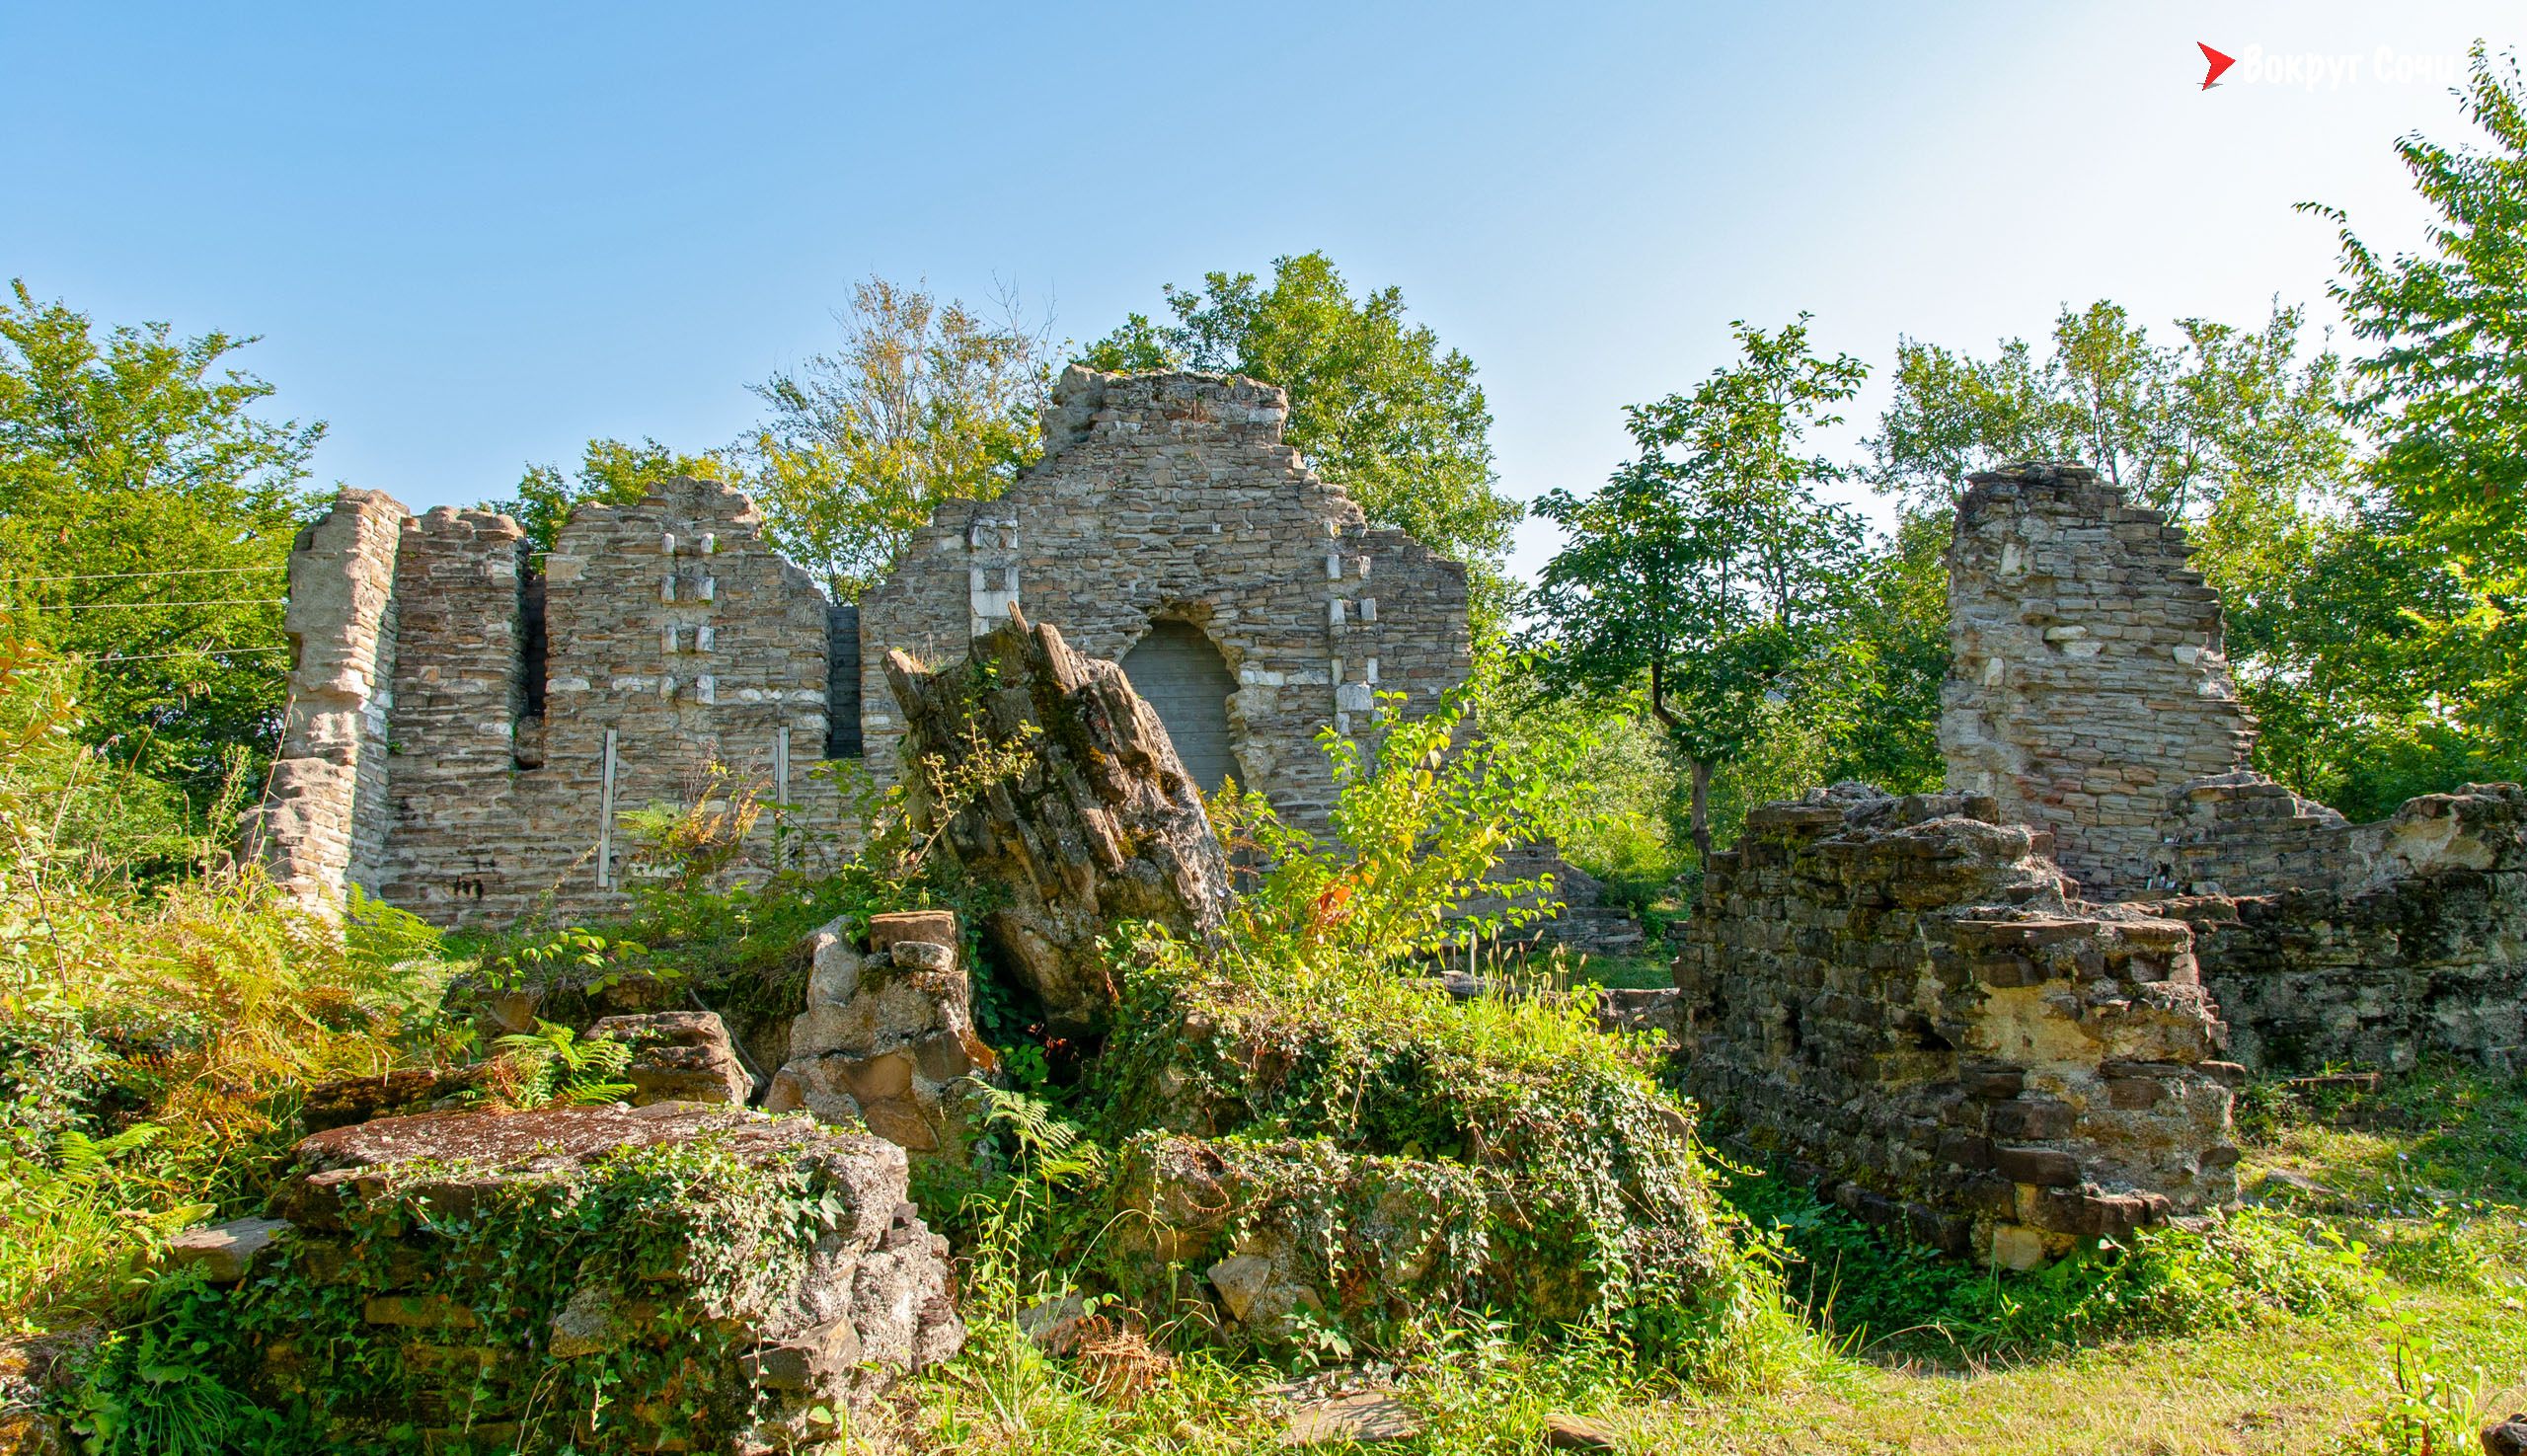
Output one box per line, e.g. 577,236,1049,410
1084,253,1522,645
1208,687,1580,967
485,435,735,558
747,276,1053,600
1529,315,1867,862
0,281,322,798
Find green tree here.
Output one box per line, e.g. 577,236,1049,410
0,281,321,797
1861,298,2437,809
1528,316,1868,862
1083,253,1521,643
2302,43,2527,764
487,436,733,558
1869,300,2353,524
745,277,1051,599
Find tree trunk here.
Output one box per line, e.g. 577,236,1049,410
1689,757,1713,867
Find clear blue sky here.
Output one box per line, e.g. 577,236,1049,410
3,2,2514,582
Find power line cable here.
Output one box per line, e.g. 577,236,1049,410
84,646,291,662
13,599,286,611
4,565,285,583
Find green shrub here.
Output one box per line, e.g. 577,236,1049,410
1721,1163,2370,1356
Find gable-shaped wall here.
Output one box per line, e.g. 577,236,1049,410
1941,463,2257,897
857,367,1474,832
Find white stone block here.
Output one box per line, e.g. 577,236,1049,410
697,625,715,651
698,577,716,602
1360,597,1377,622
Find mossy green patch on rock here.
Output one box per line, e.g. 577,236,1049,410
1081,942,1773,1372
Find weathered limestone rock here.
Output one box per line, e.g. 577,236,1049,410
765,911,995,1158
166,1216,287,1284
298,1064,502,1130
883,609,1233,1034
1675,784,2239,1264
252,1103,961,1449
585,1009,756,1105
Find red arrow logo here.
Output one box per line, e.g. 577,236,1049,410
2198,42,2237,90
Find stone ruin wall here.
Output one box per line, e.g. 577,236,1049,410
248,367,1484,928
242,489,405,904
1678,461,2527,1253
1675,786,2240,1267
249,479,850,927
859,366,1474,835
2168,785,2527,1076
1940,463,2256,899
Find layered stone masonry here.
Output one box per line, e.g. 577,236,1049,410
858,366,1474,835
1675,784,2241,1268
1941,463,2256,898
260,479,850,928
2161,784,2527,1075
243,488,405,905
208,1104,963,1449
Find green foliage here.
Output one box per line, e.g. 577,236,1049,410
1206,689,1570,966
0,281,319,803
2357,1291,2487,1454
72,1266,290,1456
1527,314,1869,861
1083,253,1521,645
1722,1165,2370,1357
485,435,734,558
229,1134,859,1452
487,1021,636,1108
2302,45,2527,788
746,276,1053,599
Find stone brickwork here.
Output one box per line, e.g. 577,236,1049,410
1674,784,2241,1266
858,366,1474,834
1941,463,2255,898
242,489,405,905
233,1104,962,1450
2161,785,2527,1075
259,479,851,928
252,369,1480,928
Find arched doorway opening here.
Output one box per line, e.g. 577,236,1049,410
1120,620,1241,797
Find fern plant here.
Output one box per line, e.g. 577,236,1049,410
490,1021,637,1107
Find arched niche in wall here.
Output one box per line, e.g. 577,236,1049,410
1119,619,1242,798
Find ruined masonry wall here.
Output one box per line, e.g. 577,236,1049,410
244,489,405,905
264,479,849,928
858,367,1473,834
2162,785,2527,1076
1942,463,2256,897
1675,785,2240,1266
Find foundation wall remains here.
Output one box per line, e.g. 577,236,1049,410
1675,784,2240,1266
2161,785,2527,1076
1680,462,2527,1250
859,366,1473,834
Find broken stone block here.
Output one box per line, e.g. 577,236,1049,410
584,1010,753,1106
1286,1394,1420,1445
166,1216,287,1284
766,911,994,1161
247,1102,959,1435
